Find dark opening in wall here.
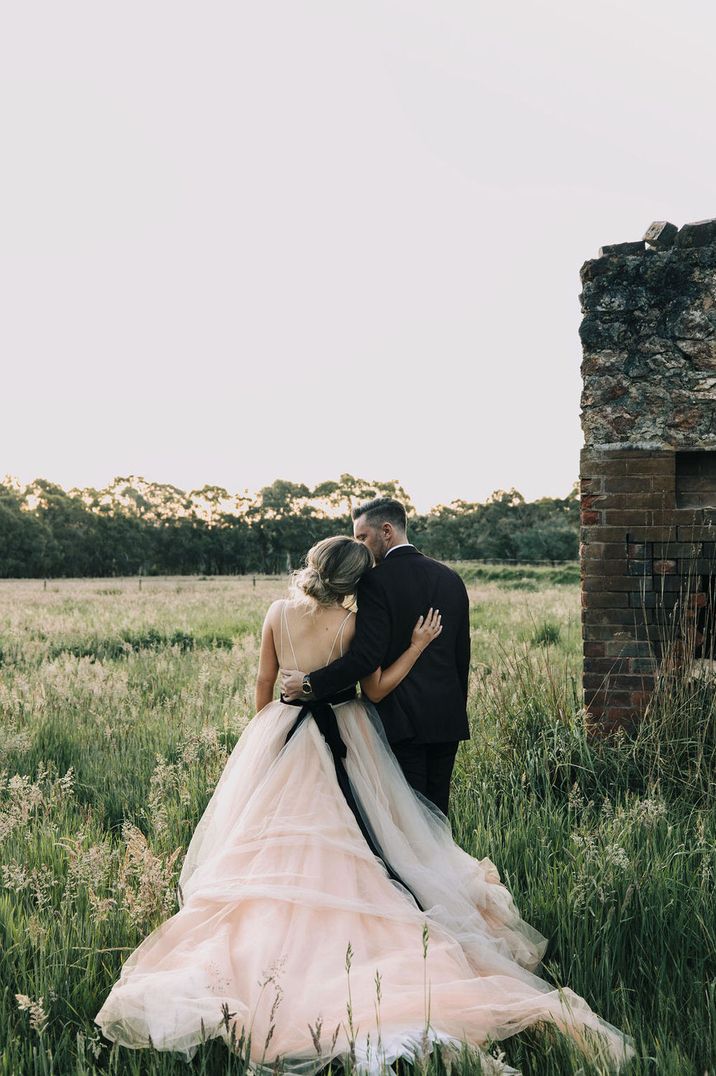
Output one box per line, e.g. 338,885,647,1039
695,575,716,661
676,451,716,509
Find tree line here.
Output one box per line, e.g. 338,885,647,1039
0,474,580,577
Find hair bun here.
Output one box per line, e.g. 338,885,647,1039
288,536,374,608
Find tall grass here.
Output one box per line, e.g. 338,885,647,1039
0,574,713,1073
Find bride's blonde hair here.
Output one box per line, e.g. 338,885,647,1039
290,536,374,608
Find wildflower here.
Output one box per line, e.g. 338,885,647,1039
76,1027,104,1059
567,782,585,812
220,1000,238,1033
57,765,75,797
2,861,30,891
116,821,182,927
603,844,630,871
15,993,49,1033
87,889,117,922
26,914,47,945
2,862,59,911
308,1015,323,1056
626,796,667,828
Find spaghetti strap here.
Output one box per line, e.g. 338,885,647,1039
326,611,353,666
281,600,300,670
337,611,353,658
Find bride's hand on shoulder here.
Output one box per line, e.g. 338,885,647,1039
410,608,442,655
362,609,442,703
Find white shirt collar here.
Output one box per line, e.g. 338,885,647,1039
384,542,414,558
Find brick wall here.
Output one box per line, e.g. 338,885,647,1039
579,218,716,732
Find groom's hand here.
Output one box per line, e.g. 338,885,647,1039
281,669,308,701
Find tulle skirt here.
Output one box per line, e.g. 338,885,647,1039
94,697,636,1073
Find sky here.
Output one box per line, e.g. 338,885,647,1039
1,2,715,513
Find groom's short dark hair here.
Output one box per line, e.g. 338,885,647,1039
352,497,407,532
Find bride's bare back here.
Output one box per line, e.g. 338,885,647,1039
273,598,355,672
256,592,442,713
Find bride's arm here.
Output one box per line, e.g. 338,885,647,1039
360,609,442,704
255,604,280,711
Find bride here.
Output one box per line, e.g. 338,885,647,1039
94,536,636,1073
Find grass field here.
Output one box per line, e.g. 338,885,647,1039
0,568,714,1074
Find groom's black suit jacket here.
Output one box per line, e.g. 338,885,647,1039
309,546,471,745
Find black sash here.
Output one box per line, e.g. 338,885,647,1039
281,688,424,911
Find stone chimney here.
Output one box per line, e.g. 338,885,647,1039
579,218,716,733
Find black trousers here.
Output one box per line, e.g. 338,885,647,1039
389,739,460,817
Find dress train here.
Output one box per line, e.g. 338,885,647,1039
94,695,636,1073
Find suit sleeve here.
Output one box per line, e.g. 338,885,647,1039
309,571,391,698
456,583,471,704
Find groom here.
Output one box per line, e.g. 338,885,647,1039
281,497,471,816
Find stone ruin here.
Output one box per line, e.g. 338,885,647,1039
579,218,716,733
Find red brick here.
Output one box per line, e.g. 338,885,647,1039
604,710,640,732
584,689,633,706
652,542,702,557
583,641,606,657
583,558,634,576
587,624,662,640
653,559,677,574
582,609,638,626
603,510,664,526
630,657,658,673
661,508,716,524
624,457,675,475
581,591,631,608
592,673,655,689
584,657,632,674
622,526,679,541
628,591,678,609
581,510,601,525
638,623,671,640
583,672,616,689
583,576,650,591
602,476,655,493
657,575,693,591
583,626,635,641
580,459,629,477
602,493,648,510
603,707,640,723
604,640,654,657
581,542,628,560
585,449,650,460
675,558,711,575
627,560,652,576
581,526,631,542
640,492,677,508
677,525,716,540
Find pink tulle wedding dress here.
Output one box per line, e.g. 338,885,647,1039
94,601,636,1074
